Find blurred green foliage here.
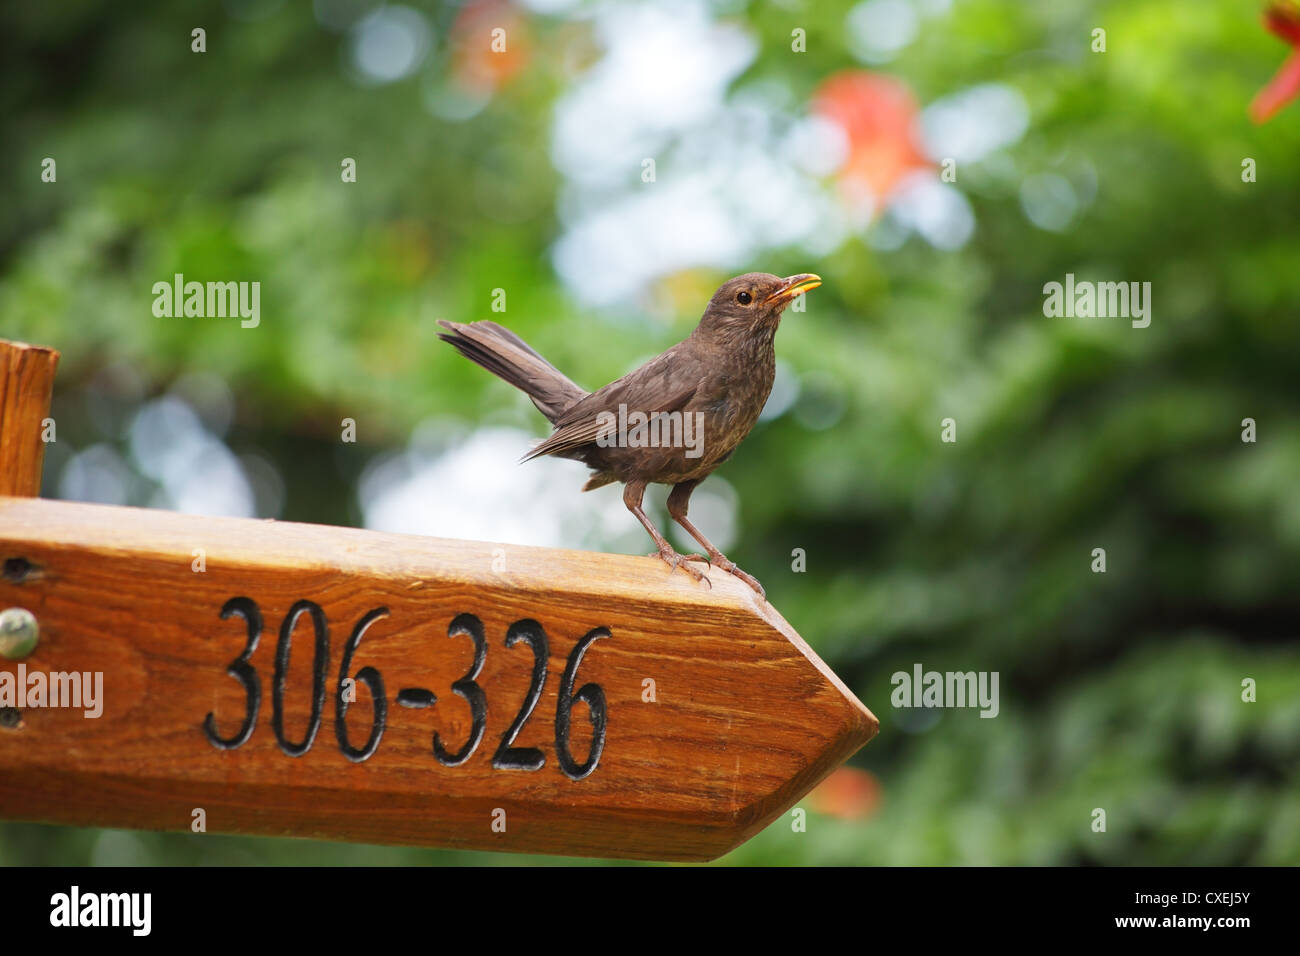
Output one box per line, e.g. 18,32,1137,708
2,0,1298,865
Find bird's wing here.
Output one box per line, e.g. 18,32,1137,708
522,371,701,462
551,344,702,427
521,419,609,462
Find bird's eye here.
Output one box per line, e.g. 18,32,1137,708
737,291,752,305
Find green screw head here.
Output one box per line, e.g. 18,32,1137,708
0,608,39,660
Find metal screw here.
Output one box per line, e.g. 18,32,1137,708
0,607,39,659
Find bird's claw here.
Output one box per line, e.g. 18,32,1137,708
652,549,711,588
708,553,766,600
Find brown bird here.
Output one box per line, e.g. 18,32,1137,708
437,272,822,598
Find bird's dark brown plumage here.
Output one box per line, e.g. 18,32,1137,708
437,271,821,598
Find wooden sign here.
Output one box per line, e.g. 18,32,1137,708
0,498,877,860
0,339,877,861
0,338,57,497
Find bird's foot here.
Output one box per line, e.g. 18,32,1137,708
706,552,766,600
650,548,711,588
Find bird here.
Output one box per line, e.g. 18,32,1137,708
437,272,822,599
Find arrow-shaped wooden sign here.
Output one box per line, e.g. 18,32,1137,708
0,498,876,861
0,338,876,861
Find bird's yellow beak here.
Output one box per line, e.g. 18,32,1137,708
765,273,822,306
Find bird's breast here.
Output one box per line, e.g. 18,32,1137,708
690,354,774,462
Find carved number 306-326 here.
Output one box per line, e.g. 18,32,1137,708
202,598,610,780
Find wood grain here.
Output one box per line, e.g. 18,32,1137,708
0,496,877,860
0,339,59,496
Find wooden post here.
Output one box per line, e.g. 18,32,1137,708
0,339,59,496
0,340,878,862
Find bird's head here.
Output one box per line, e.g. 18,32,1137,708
696,272,822,342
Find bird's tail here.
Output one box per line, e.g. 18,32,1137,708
437,319,587,423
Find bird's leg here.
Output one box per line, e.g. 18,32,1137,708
667,480,766,599
623,480,709,587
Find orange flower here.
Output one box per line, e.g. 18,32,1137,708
807,766,882,821
813,70,932,200
1251,1,1300,122
451,0,530,94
